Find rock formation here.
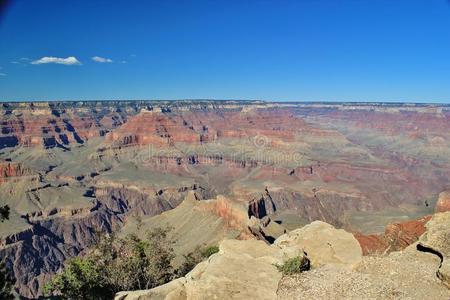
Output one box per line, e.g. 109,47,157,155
116,218,450,300
115,221,363,300
120,192,248,263
355,215,431,255
418,212,450,288
275,221,362,268
436,191,450,213
1,100,450,298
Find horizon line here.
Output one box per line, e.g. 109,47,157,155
0,99,450,106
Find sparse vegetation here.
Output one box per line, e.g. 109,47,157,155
177,244,220,277
276,255,310,275
0,205,10,223
0,205,15,299
44,227,218,299
201,245,219,258
44,227,176,300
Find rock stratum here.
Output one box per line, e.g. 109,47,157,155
0,100,450,298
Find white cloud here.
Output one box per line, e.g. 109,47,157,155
0,73,6,76
10,61,20,64
31,56,81,65
91,56,113,63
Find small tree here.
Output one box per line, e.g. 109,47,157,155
43,257,111,300
144,228,174,286
45,227,176,299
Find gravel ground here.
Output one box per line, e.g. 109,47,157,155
277,245,450,300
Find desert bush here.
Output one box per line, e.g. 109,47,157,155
177,251,203,277
276,255,310,275
0,205,10,222
45,227,176,299
43,256,109,299
177,244,219,277
201,245,219,258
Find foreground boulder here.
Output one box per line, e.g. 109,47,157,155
275,221,362,268
436,191,450,213
115,221,362,300
278,243,450,299
115,239,283,300
418,212,450,288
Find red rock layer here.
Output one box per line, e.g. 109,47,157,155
384,216,431,250
105,109,307,147
353,233,389,256
0,108,121,148
0,161,31,183
354,215,431,255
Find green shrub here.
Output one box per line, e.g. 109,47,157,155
276,256,310,275
43,256,110,299
45,227,176,299
201,245,219,258
177,245,219,277
177,251,203,277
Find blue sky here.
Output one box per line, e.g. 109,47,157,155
0,0,450,102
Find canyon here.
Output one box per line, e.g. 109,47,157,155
0,100,449,298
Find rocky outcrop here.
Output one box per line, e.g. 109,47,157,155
116,217,450,300
436,191,450,213
115,221,363,300
418,212,450,288
247,216,286,244
247,188,277,219
116,239,283,300
275,221,362,268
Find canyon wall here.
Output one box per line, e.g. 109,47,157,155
0,100,449,298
